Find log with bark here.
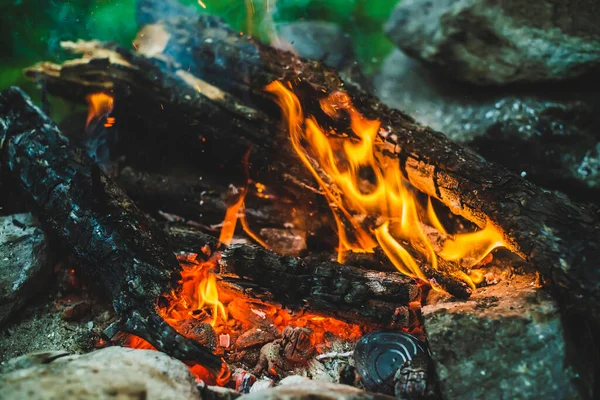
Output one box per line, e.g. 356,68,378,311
0,86,226,377
166,223,421,328
23,1,600,322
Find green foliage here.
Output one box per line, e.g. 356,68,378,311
0,0,400,109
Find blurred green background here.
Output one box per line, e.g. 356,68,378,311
0,0,399,117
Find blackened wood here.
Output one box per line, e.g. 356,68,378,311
117,166,229,225
165,223,420,328
117,166,296,229
0,87,223,373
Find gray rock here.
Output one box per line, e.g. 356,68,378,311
0,347,202,400
0,213,53,325
423,273,584,399
0,351,70,374
384,0,600,85
275,21,353,70
374,50,600,202
240,380,394,400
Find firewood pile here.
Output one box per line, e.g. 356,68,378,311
1,0,598,399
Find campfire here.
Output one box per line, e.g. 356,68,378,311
1,0,598,399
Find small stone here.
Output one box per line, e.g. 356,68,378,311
278,375,311,386
248,378,274,394
240,380,391,400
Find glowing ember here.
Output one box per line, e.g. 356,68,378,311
85,92,114,129
265,81,506,291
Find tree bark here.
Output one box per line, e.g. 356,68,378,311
0,87,224,375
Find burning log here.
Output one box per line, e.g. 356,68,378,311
0,87,225,377
24,2,600,320
165,223,421,328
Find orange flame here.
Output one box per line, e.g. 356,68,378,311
265,81,506,291
219,186,245,246
85,93,114,129
157,253,227,328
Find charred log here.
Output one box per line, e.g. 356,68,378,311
116,166,290,228
0,87,224,375
165,223,421,327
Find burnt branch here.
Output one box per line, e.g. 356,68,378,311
0,87,223,374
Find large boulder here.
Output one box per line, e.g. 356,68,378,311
374,50,600,203
0,213,53,325
273,21,369,90
423,272,588,399
274,21,353,70
384,0,600,85
0,347,202,400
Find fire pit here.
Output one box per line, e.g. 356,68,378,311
1,0,598,399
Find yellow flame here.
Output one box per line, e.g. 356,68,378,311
197,272,227,327
439,223,506,266
266,81,506,291
240,208,272,250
